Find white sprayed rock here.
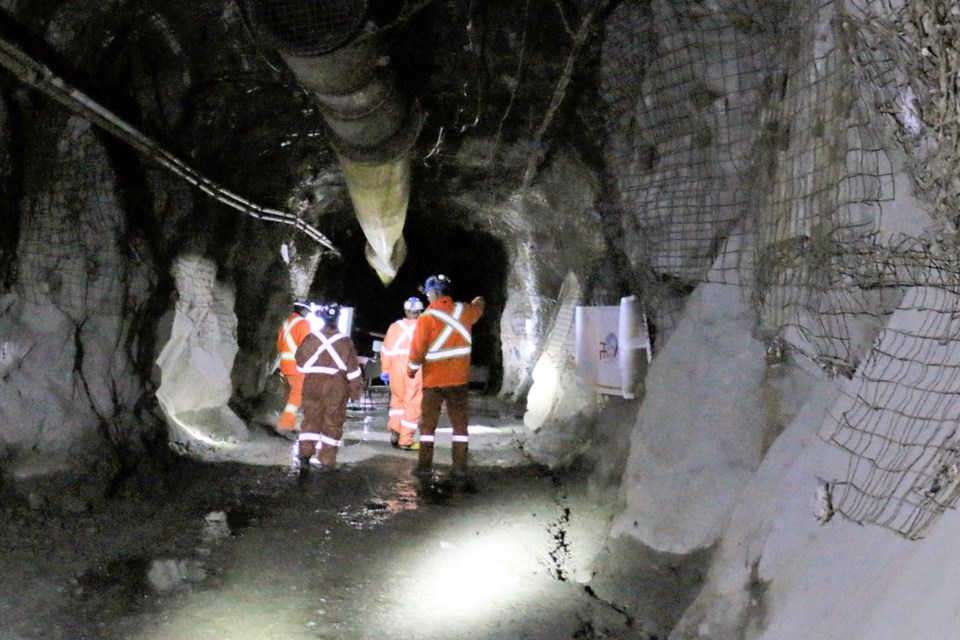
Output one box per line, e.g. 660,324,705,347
156,255,249,444
147,559,208,592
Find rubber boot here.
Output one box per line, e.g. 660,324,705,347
318,444,339,468
451,442,469,476
450,442,476,492
415,441,434,477
298,456,311,482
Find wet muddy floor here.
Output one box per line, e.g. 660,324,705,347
0,395,703,640
0,446,634,640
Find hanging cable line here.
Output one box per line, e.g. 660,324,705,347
0,34,340,257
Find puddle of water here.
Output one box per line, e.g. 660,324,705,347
41,460,692,640
337,478,421,529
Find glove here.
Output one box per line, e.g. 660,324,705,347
380,373,389,384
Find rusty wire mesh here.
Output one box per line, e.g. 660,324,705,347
16,116,131,320
750,0,898,374
822,282,960,539
245,0,369,55
813,0,960,539
602,0,960,539
605,0,777,285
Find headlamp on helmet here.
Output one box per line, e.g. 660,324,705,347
403,297,424,312
420,274,451,294
318,302,341,322
304,302,338,332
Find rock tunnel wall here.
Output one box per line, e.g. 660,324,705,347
0,0,347,498
625,2,957,537
590,0,960,636
600,0,960,551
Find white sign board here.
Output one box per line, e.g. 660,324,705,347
575,296,651,399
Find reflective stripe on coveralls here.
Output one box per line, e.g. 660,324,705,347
295,328,362,468
279,315,308,367
277,372,305,431
383,318,422,445
298,432,344,449
380,322,415,357
422,303,472,361
299,332,363,381
277,314,310,430
415,434,468,448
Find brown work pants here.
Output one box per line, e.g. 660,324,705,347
417,384,469,474
299,375,349,467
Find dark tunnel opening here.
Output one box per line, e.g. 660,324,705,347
310,211,508,392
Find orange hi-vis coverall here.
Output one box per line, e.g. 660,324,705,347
276,312,312,431
407,295,484,474
380,317,422,447
295,326,363,467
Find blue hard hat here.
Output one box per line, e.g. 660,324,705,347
404,297,424,312
421,274,451,294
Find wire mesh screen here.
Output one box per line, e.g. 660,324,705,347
603,0,960,538
821,284,960,540
17,116,129,320
247,0,369,55
751,0,896,373
810,0,960,538
605,0,781,285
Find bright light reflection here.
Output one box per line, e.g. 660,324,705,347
134,585,309,640
124,439,566,638
389,512,552,634
434,425,503,434
421,538,527,607
165,412,237,448
129,506,556,640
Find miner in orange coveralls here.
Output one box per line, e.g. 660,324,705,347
275,301,312,435
380,297,425,451
407,275,484,481
295,303,363,470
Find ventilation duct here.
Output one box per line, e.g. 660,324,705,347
246,0,420,284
